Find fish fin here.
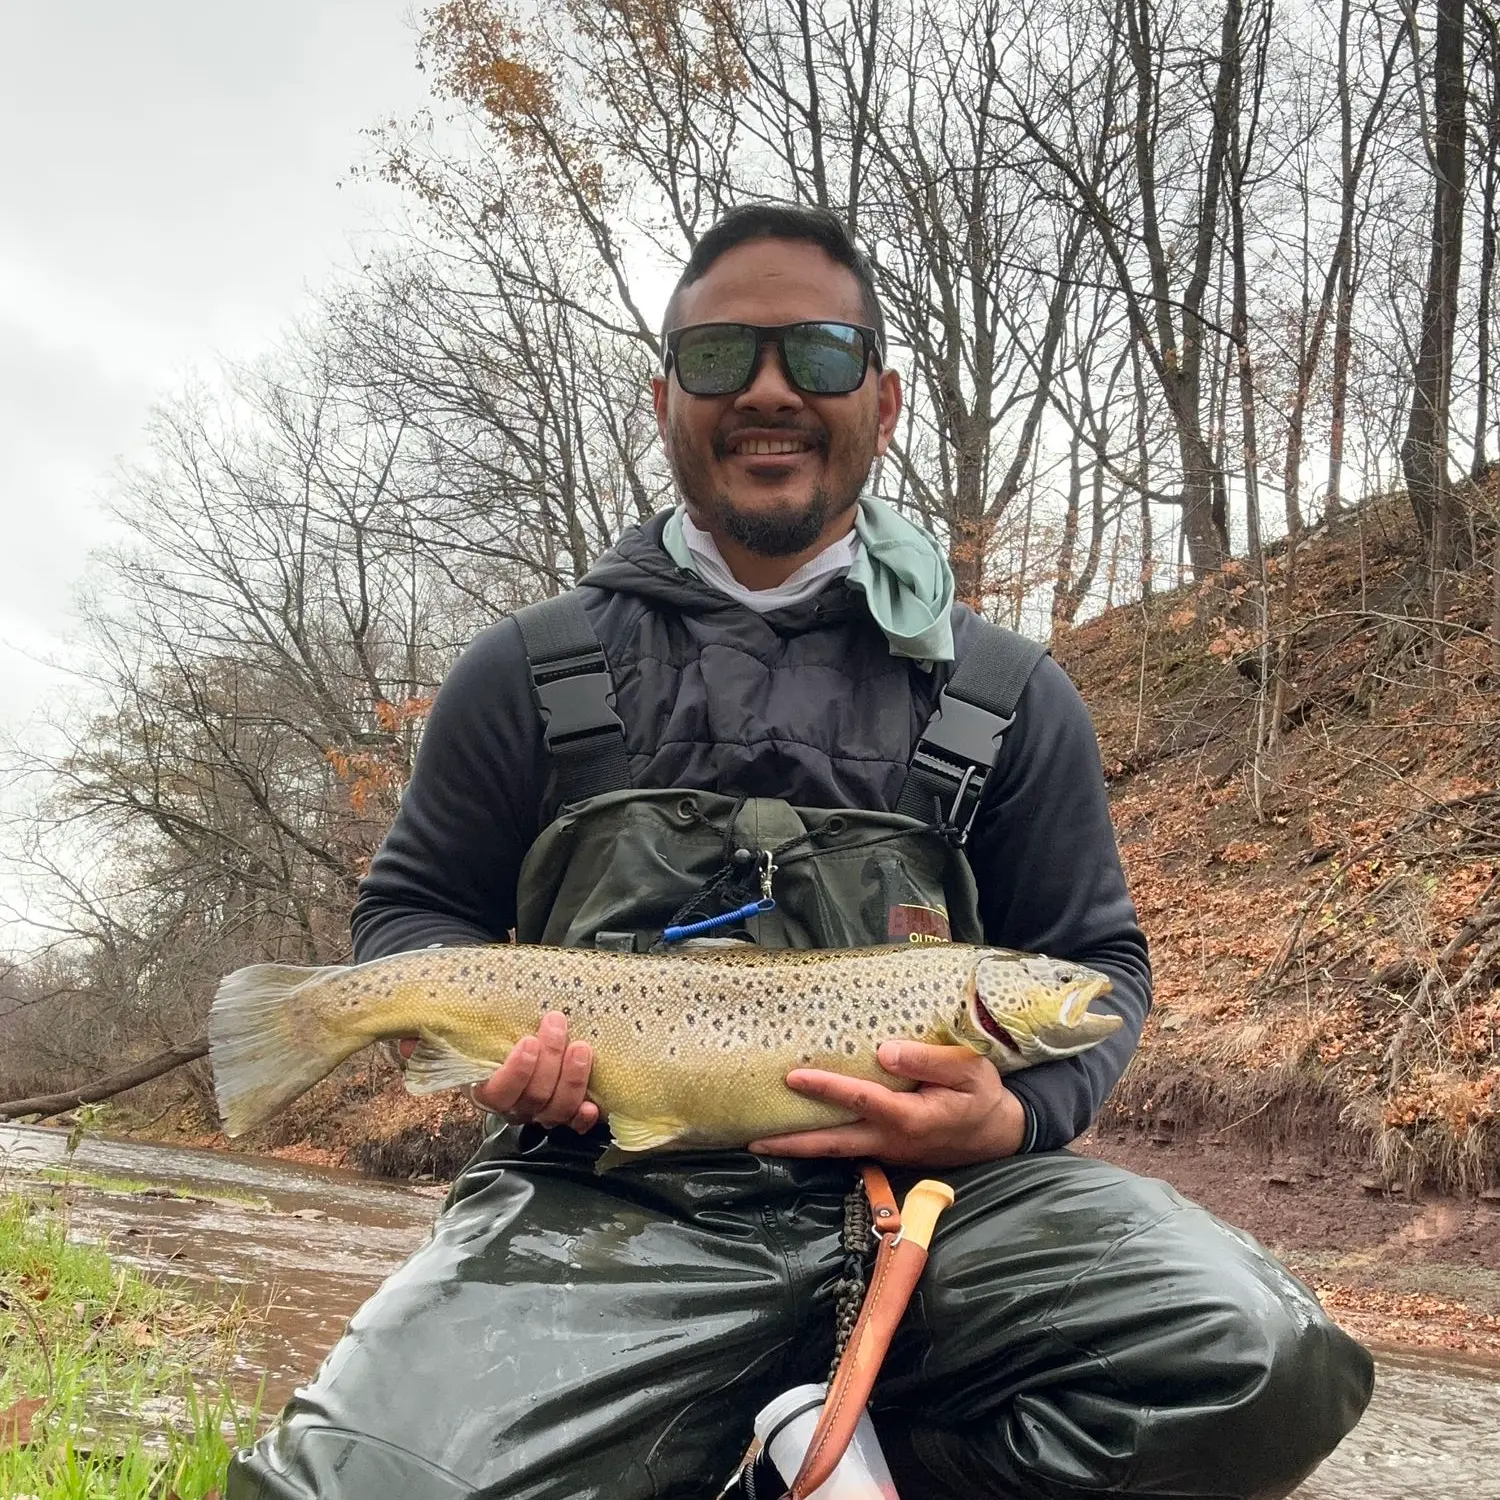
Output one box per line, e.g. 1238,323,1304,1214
402,1031,502,1095
607,1113,690,1153
211,963,358,1138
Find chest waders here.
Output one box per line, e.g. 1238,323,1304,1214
512,593,1046,1498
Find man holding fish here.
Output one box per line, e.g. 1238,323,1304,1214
226,204,1372,1500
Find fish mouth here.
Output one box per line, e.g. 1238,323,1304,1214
972,975,1114,1055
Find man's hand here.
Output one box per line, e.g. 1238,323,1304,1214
397,1011,598,1133
746,1042,1027,1167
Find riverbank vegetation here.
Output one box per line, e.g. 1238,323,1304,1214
2,0,1499,1189
0,1190,259,1499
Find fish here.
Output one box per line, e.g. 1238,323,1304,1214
209,942,1121,1154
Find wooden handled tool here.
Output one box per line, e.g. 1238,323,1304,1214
786,1168,956,1499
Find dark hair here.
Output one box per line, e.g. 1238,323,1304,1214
661,202,885,351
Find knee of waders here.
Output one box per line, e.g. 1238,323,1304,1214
226,1426,473,1500
1252,1291,1375,1456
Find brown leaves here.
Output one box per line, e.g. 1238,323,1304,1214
0,1395,45,1448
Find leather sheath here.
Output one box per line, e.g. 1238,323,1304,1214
787,1166,928,1499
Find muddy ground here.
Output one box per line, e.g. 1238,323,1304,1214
1082,1122,1500,1357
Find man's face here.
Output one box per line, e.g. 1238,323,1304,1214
652,238,902,559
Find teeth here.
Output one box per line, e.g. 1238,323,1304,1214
736,439,811,456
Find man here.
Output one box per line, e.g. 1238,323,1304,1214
228,203,1372,1500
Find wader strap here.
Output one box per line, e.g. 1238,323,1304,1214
786,1174,956,1500
513,593,631,805
895,621,1048,843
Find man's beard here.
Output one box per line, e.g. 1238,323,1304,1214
667,416,876,558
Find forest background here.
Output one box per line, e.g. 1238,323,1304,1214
2,0,1498,1194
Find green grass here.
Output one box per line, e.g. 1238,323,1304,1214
31,1168,270,1209
0,1192,261,1498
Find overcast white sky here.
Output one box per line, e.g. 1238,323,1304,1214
0,2,429,736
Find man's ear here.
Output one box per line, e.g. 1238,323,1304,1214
874,367,902,457
652,374,671,447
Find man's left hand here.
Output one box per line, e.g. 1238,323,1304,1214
747,1042,1027,1167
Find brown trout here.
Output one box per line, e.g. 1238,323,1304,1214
209,943,1120,1153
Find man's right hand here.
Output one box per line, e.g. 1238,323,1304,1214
397,1011,599,1132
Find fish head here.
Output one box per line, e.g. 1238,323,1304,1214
956,951,1121,1070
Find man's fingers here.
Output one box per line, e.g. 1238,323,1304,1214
875,1041,988,1088
471,1036,542,1114
533,1041,595,1128
783,1068,909,1123
512,1012,570,1114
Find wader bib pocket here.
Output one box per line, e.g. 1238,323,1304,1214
514,787,984,953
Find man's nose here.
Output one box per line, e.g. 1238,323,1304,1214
734,342,803,411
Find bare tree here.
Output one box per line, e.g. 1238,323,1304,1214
1000,0,1251,578
1401,0,1468,586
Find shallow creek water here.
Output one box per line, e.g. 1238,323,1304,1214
2,1123,1496,1496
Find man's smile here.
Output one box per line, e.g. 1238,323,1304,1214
716,428,825,475
733,437,813,456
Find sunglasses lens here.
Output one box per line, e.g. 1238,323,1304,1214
673,325,758,395
783,323,869,394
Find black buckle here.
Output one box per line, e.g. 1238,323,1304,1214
909,692,1015,844
533,651,624,746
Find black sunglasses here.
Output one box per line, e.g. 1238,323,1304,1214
664,321,884,397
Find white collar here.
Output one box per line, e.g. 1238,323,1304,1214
678,511,859,613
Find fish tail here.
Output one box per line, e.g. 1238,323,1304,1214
209,962,359,1136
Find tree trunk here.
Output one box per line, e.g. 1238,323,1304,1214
1054,436,1084,634
1178,423,1230,574
1472,5,1500,477
1132,340,1155,597
1401,0,1466,558
0,1038,210,1121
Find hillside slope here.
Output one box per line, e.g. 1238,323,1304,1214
1064,495,1498,1192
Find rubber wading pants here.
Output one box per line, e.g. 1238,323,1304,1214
226,1132,1374,1500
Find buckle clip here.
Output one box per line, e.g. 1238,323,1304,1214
533,652,624,746
909,692,1014,845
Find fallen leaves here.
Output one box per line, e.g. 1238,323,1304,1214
0,1395,45,1448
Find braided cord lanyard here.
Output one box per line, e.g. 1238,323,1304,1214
827,1170,874,1381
